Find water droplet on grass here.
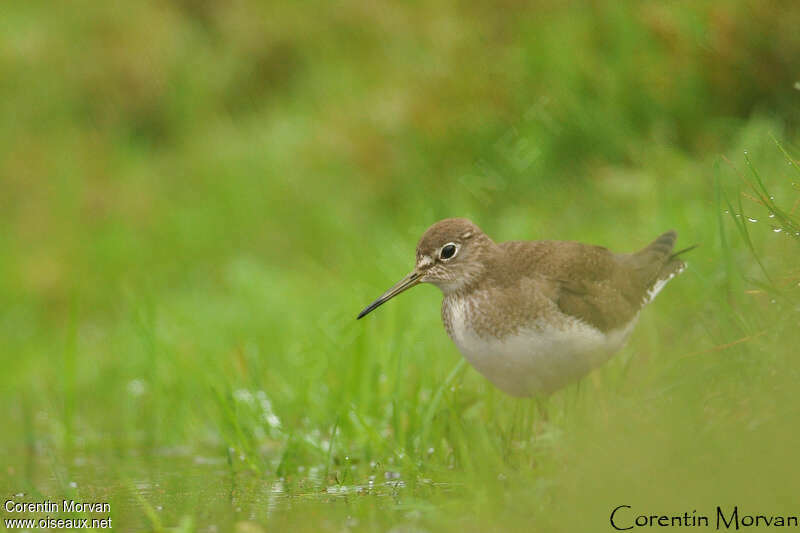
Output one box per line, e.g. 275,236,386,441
769,213,775,218
773,227,782,233
747,217,758,223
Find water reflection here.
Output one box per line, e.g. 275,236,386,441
1,447,444,530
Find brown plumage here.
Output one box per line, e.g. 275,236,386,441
495,231,685,334
358,218,691,396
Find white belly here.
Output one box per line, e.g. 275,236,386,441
444,299,637,396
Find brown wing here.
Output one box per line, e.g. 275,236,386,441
497,233,680,333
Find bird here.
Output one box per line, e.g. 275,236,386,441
357,218,693,397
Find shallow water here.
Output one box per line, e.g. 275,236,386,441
2,447,448,531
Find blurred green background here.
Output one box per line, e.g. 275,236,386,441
2,0,799,531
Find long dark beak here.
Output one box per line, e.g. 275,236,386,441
357,271,421,319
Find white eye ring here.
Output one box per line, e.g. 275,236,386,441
439,242,459,261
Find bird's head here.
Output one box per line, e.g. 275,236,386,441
357,218,494,319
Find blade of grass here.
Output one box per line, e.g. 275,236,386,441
420,359,467,449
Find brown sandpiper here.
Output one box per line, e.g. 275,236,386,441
357,218,692,397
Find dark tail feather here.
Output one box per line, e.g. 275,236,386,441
630,231,694,302
632,230,684,288
633,230,678,269
669,243,699,260
657,243,698,281
641,230,678,258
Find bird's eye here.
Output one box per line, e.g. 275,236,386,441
440,243,457,260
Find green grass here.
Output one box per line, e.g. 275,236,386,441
2,1,800,531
